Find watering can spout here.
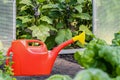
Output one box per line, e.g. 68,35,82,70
51,32,85,59
72,31,85,45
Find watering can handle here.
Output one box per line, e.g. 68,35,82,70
26,40,48,52
6,47,12,65
26,40,45,46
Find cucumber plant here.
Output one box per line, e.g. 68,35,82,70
16,0,92,49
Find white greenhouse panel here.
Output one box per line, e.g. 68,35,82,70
0,0,16,50
93,0,120,44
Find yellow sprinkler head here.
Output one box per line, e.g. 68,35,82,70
72,32,85,45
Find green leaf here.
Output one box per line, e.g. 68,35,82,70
65,29,72,41
16,19,23,28
80,13,91,20
40,16,53,24
55,29,72,44
74,68,111,80
45,36,56,50
48,25,57,31
72,13,91,20
42,4,58,9
19,0,33,6
29,25,50,41
56,22,64,29
75,5,82,13
74,70,92,80
0,70,14,80
46,74,72,80
65,0,70,3
49,10,61,19
112,76,120,80
77,0,84,4
79,25,93,36
20,5,28,11
17,16,32,24
20,35,32,39
74,51,84,64
58,0,65,3
37,0,45,3
116,65,120,75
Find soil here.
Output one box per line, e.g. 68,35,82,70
58,54,77,63
14,54,83,80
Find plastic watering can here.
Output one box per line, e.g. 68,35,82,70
6,32,85,76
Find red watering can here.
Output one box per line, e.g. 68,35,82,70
6,32,85,76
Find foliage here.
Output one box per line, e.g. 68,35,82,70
0,70,16,80
47,32,120,80
0,42,15,80
46,74,72,80
74,68,111,80
16,0,92,49
47,68,120,80
0,50,15,80
112,31,120,46
74,38,107,69
74,32,120,78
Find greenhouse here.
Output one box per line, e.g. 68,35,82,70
0,0,120,80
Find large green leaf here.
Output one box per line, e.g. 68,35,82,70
16,19,23,28
79,25,93,36
20,5,28,11
74,68,111,80
55,29,72,44
77,0,84,4
56,22,64,29
72,13,91,20
49,10,61,19
17,16,32,24
19,0,33,6
40,16,53,24
46,74,72,80
58,0,65,3
42,4,58,9
29,25,50,41
75,5,82,13
80,13,91,20
45,36,56,50
65,0,70,3
37,0,45,3
0,70,15,80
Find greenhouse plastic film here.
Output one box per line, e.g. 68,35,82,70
93,0,120,44
0,0,16,49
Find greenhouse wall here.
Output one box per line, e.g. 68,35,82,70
93,0,120,44
0,0,16,49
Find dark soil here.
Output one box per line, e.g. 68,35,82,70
14,54,83,80
58,54,77,63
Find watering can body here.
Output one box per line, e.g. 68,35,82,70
6,32,85,76
7,40,54,76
